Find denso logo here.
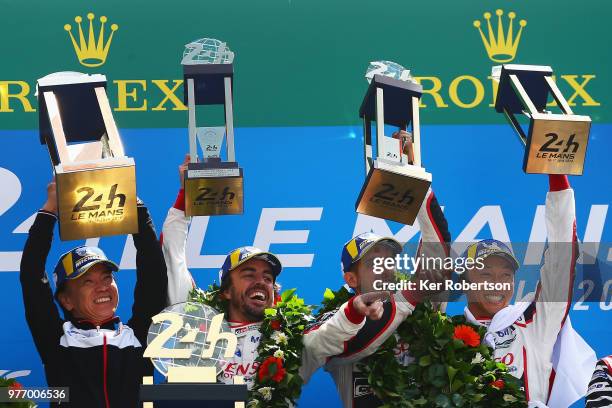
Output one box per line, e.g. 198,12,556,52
222,362,258,378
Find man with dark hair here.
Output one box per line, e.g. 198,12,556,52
20,180,168,407
163,156,383,389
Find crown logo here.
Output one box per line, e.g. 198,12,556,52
64,13,118,67
473,10,526,63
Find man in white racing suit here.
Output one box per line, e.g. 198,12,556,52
162,157,384,390
462,175,595,407
300,185,451,408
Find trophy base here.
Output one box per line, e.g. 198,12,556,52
355,160,431,225
55,158,137,241
524,113,591,175
184,161,244,216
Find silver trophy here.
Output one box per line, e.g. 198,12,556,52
181,38,243,216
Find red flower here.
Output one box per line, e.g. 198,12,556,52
258,356,286,383
490,379,505,389
274,294,282,304
270,320,282,330
453,325,480,347
8,381,22,390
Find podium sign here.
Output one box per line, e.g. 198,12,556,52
495,64,591,175
37,72,137,241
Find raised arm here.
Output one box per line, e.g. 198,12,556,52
19,180,64,363
163,156,196,305
531,175,577,337
127,200,168,349
399,188,452,312
162,188,196,304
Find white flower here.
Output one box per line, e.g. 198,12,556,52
273,349,285,360
271,331,289,346
503,394,517,403
258,386,274,401
471,352,484,364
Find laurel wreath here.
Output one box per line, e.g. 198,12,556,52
190,284,312,407
316,287,526,408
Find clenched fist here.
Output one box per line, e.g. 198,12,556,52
352,291,390,320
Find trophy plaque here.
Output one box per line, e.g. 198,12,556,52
494,64,591,175
356,63,431,226
181,38,243,216
37,72,137,241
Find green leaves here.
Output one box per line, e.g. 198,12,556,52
354,301,526,408
419,355,431,367
281,288,297,302
192,286,311,407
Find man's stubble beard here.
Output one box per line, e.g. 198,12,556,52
229,285,266,322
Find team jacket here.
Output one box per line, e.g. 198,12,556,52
20,205,168,408
301,189,451,408
162,191,367,390
585,356,612,408
464,186,577,407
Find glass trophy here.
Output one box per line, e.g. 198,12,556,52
142,302,247,407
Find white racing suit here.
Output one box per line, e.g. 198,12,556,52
162,193,367,390
300,189,451,408
464,186,579,407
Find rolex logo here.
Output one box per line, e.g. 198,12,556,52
473,10,526,63
64,13,119,67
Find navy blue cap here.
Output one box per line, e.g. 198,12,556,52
218,246,282,283
341,232,403,273
54,246,119,292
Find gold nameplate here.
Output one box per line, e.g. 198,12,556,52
56,163,137,241
356,166,431,225
185,176,244,216
525,113,591,175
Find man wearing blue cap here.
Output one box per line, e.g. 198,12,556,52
460,175,595,408
300,184,452,408
19,180,167,407
163,157,378,389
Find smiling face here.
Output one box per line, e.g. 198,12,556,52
466,255,515,318
222,258,275,323
344,243,397,294
57,263,119,323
